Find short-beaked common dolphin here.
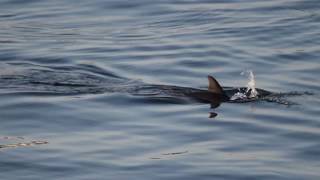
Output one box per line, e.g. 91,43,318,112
147,75,272,106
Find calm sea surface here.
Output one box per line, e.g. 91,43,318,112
0,0,319,179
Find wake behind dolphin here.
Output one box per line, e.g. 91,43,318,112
0,63,310,106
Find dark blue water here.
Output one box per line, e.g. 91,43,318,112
0,0,319,179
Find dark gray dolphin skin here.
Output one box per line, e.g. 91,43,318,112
187,75,229,103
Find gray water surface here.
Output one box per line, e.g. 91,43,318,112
0,0,320,179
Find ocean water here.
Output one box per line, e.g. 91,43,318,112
0,0,319,179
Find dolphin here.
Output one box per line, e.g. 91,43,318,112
145,75,272,106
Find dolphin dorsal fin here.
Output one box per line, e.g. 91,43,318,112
208,75,223,94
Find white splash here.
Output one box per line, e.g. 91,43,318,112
242,70,258,98
230,70,259,100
